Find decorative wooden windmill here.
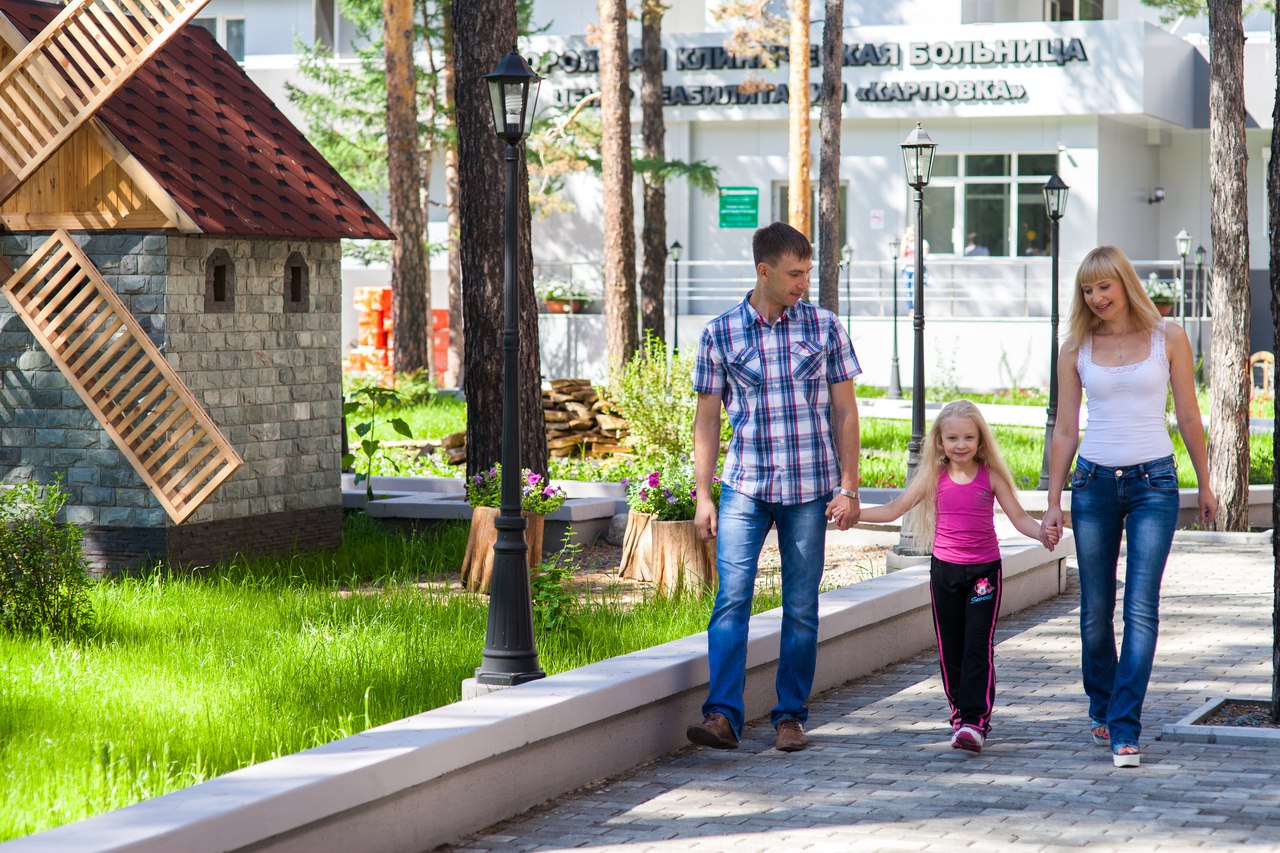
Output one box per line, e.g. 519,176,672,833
0,0,393,570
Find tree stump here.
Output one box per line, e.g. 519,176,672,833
460,506,544,594
618,511,716,593
618,509,652,581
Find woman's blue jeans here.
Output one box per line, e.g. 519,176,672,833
1069,455,1179,748
702,486,828,737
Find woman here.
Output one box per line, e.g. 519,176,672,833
1041,245,1215,768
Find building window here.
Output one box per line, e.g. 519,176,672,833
192,16,246,62
314,0,336,50
1046,0,1104,21
921,152,1057,257
283,252,310,314
203,248,235,313
770,182,849,253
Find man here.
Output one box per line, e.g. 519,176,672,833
686,221,863,753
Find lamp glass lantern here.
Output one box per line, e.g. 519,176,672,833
485,47,542,144
1175,229,1192,259
889,237,900,256
1195,244,1206,266
900,122,937,189
670,240,682,261
840,244,853,265
1042,173,1069,220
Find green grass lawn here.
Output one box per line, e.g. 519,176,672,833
0,514,779,841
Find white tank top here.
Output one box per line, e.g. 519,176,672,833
1076,325,1175,467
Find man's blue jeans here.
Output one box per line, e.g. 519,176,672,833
1069,455,1180,748
702,486,828,737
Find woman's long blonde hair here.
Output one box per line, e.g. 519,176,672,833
1066,245,1163,347
904,400,1017,549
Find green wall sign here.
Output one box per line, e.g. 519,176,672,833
718,186,759,228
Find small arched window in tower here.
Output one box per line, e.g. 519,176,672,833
283,251,310,313
204,248,235,313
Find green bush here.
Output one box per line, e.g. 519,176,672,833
605,333,697,461
0,480,94,638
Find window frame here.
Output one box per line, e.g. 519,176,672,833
203,248,235,314
283,252,311,314
918,152,1058,258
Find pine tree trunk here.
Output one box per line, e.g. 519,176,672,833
385,0,430,374
1268,4,1279,725
639,0,666,343
443,0,464,388
788,0,811,240
1206,0,1251,532
455,0,548,479
599,0,639,372
816,0,842,315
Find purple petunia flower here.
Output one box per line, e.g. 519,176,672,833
690,488,697,498
667,496,677,504
620,477,630,487
472,475,483,484
543,487,556,496
527,471,540,486
648,471,660,488
639,488,648,501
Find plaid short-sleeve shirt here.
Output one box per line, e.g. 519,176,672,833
694,294,861,504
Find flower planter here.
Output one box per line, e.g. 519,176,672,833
460,506,545,594
544,298,591,314
1155,302,1174,316
618,510,716,593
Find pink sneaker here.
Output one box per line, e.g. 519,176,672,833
951,725,984,753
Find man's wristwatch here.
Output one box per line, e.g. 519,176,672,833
835,487,860,500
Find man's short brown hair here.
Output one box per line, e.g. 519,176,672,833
752,221,812,267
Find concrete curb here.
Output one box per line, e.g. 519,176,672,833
3,537,1071,853
1161,697,1280,746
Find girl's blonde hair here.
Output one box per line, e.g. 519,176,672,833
1066,245,1163,347
904,400,1018,549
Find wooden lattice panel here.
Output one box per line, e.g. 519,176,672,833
0,0,212,204
2,230,241,523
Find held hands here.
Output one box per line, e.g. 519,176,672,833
825,493,861,530
1040,506,1064,552
1037,520,1059,552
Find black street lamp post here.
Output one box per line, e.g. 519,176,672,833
1037,173,1069,490
1175,229,1192,331
888,236,902,399
841,243,853,329
475,47,545,688
895,122,937,556
1194,244,1206,378
670,240,682,350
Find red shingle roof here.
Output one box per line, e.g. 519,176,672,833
0,0,394,241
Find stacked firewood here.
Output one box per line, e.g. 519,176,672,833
434,379,631,464
543,378,630,458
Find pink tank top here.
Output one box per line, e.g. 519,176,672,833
932,466,1001,564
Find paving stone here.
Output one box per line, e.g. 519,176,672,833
439,541,1277,852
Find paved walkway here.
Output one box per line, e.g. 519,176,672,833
445,538,1278,852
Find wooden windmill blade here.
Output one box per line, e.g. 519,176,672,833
1,230,243,524
0,0,213,204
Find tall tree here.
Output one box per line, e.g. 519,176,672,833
1269,1,1280,724
443,0,464,387
1206,0,1251,530
455,0,548,477
638,0,668,343
599,0,640,371
385,0,430,373
788,0,811,239
816,0,843,314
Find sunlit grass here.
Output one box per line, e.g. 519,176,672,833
0,514,779,841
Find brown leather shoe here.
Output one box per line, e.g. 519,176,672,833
774,718,809,752
686,713,739,749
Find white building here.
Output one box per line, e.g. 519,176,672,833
190,0,1277,389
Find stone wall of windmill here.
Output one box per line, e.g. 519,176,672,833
0,233,344,572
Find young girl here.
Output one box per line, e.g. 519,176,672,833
859,401,1056,753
